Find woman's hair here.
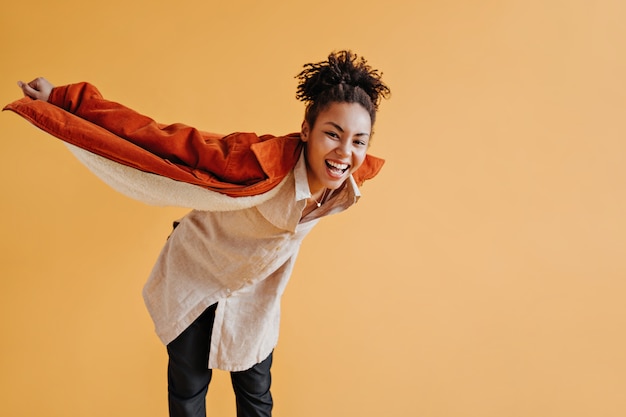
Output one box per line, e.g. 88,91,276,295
295,50,391,128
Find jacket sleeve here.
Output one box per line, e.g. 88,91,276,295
4,83,303,203
48,82,267,185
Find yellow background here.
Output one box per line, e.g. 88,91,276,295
1,1,625,416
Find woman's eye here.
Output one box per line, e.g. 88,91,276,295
326,131,339,139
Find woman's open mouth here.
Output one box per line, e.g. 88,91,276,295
326,160,349,177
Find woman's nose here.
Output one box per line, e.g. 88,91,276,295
336,140,350,156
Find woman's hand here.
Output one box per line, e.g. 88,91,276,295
17,77,54,101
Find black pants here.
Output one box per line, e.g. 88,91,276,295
166,304,273,417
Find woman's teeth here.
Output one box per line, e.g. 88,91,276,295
326,160,349,173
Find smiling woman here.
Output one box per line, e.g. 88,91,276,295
296,50,390,215
6,50,390,417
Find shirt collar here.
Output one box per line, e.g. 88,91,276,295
294,149,313,202
256,150,362,232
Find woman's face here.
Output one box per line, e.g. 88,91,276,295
301,102,372,194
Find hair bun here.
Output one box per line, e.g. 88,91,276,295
296,50,390,109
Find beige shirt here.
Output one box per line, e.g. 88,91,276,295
142,152,361,371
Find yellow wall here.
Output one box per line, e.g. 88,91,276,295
1,1,625,416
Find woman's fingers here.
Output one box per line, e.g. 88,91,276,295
17,77,54,101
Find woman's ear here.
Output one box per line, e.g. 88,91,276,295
300,120,310,142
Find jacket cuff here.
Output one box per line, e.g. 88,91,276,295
48,82,99,113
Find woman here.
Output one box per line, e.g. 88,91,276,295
12,50,390,417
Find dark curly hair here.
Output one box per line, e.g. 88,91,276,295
295,50,391,128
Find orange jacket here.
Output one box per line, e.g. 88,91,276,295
4,83,384,197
